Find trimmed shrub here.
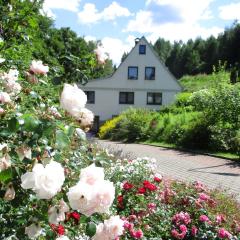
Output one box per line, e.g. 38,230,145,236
99,115,122,139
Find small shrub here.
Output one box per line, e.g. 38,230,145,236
175,92,192,107
99,115,122,139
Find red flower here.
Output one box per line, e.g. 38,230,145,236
57,225,65,235
154,176,162,183
50,224,65,235
143,180,157,191
117,195,124,209
123,182,134,190
71,212,80,224
137,187,146,194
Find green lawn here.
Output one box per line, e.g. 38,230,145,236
179,71,230,92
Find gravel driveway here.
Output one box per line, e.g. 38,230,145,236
95,139,240,200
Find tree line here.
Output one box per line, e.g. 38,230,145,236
153,22,240,79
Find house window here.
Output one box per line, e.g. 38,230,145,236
128,67,138,80
84,91,95,104
139,45,146,54
147,92,162,105
145,67,155,80
119,92,134,104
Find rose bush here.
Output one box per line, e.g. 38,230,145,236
0,59,240,240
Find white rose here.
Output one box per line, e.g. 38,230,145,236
0,58,5,63
56,236,70,240
21,161,65,199
30,60,49,74
0,92,11,104
67,180,115,216
91,180,115,214
48,199,69,224
77,108,94,128
92,216,124,240
0,154,11,171
60,84,87,118
4,80,21,94
79,164,104,185
25,223,42,239
4,184,15,201
67,181,96,216
76,128,86,140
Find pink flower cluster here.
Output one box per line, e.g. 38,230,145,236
124,221,144,239
218,228,232,239
172,212,191,226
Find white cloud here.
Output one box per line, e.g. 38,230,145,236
124,0,222,43
78,1,132,24
146,0,214,23
42,0,81,18
98,36,135,65
43,0,81,12
84,35,97,42
219,2,240,20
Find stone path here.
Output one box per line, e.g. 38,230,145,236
95,139,240,200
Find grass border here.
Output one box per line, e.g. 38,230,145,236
141,141,240,161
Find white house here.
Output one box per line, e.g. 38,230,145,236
81,36,182,128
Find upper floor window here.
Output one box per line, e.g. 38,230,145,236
147,92,162,105
128,66,138,80
84,91,95,104
119,92,134,104
139,45,146,54
145,67,155,80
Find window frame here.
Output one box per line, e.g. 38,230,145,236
119,92,134,104
139,44,146,54
84,91,95,104
128,66,138,80
147,92,162,105
145,67,156,80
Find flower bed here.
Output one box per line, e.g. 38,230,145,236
0,61,240,239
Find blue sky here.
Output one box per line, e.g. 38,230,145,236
42,0,240,65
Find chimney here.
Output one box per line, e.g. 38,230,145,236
135,38,140,45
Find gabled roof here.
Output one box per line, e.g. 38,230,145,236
84,36,182,90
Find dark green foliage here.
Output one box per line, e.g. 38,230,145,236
154,22,240,78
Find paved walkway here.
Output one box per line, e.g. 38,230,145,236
96,139,240,200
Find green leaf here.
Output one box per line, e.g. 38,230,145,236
80,215,88,224
0,168,12,182
55,130,70,149
86,222,96,237
21,114,40,132
8,118,19,132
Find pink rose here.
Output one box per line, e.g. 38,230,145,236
191,226,198,236
218,228,231,239
30,60,49,75
199,215,209,222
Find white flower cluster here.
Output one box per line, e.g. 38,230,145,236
67,164,115,216
0,69,21,96
21,161,65,199
60,84,94,129
92,215,124,240
30,60,49,75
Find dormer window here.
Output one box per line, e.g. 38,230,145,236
128,66,138,80
139,45,146,54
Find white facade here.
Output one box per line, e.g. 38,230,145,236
81,37,182,121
